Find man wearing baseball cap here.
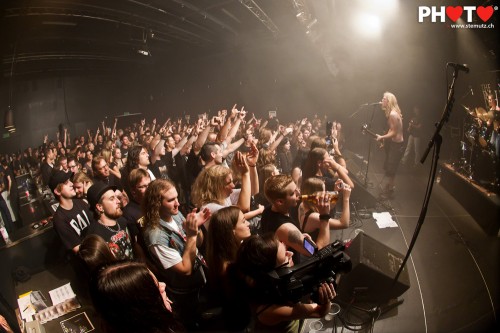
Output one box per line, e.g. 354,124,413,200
50,170,95,254
86,182,135,260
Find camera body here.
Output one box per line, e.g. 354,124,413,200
263,241,352,303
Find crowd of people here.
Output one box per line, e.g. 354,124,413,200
0,94,408,332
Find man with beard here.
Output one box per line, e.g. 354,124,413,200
86,182,135,260
50,170,95,253
142,179,211,329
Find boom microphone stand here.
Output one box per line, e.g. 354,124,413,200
392,64,467,298
363,104,379,188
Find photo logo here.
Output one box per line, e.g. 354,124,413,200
418,5,496,23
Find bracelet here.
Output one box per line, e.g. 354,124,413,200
319,214,331,221
248,164,256,168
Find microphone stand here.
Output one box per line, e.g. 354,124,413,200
391,67,461,291
363,104,378,187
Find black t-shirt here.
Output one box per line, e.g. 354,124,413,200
121,200,141,238
150,158,169,180
185,149,202,189
260,206,301,264
53,199,95,251
87,218,134,260
40,162,53,186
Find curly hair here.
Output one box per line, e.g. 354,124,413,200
257,148,276,169
142,179,176,229
125,145,147,172
191,165,232,207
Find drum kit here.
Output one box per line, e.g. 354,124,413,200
455,105,499,191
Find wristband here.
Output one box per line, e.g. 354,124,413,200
319,214,331,221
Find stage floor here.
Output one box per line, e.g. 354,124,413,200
319,150,499,333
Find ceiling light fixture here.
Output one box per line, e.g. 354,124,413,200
4,43,17,131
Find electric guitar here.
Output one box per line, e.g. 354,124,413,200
361,124,384,148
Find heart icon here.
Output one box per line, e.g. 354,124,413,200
476,6,494,22
446,6,463,22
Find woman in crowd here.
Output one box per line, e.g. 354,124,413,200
72,171,93,200
112,147,125,170
231,234,336,333
89,261,178,333
101,148,121,179
78,234,116,272
254,163,280,207
298,177,351,242
276,137,293,175
191,150,258,228
206,206,251,290
302,147,353,190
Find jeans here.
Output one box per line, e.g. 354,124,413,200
402,135,421,165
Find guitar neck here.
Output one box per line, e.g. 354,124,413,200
361,125,377,139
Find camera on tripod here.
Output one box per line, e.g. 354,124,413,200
262,241,352,303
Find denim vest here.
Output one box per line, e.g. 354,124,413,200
144,213,206,292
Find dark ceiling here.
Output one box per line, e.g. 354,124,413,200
1,0,303,77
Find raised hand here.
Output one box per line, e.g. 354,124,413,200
245,142,259,167
194,207,211,227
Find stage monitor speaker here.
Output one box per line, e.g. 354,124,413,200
343,150,378,208
337,233,410,302
349,172,378,209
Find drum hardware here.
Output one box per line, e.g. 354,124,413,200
453,140,472,178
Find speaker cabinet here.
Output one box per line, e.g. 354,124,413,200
337,233,410,302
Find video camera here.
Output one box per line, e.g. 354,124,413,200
263,241,352,303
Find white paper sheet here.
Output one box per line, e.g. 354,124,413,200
372,212,398,228
49,283,76,305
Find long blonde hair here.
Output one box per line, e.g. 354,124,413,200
142,179,176,229
383,92,403,119
191,165,232,207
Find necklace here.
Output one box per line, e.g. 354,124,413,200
99,220,121,233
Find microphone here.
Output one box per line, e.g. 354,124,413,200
447,62,470,73
362,102,382,106
469,85,474,96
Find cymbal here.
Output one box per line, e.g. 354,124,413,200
476,109,494,121
475,107,487,116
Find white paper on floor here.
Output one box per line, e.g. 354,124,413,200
372,212,398,228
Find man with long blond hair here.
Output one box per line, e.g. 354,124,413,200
141,178,210,328
376,91,404,198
